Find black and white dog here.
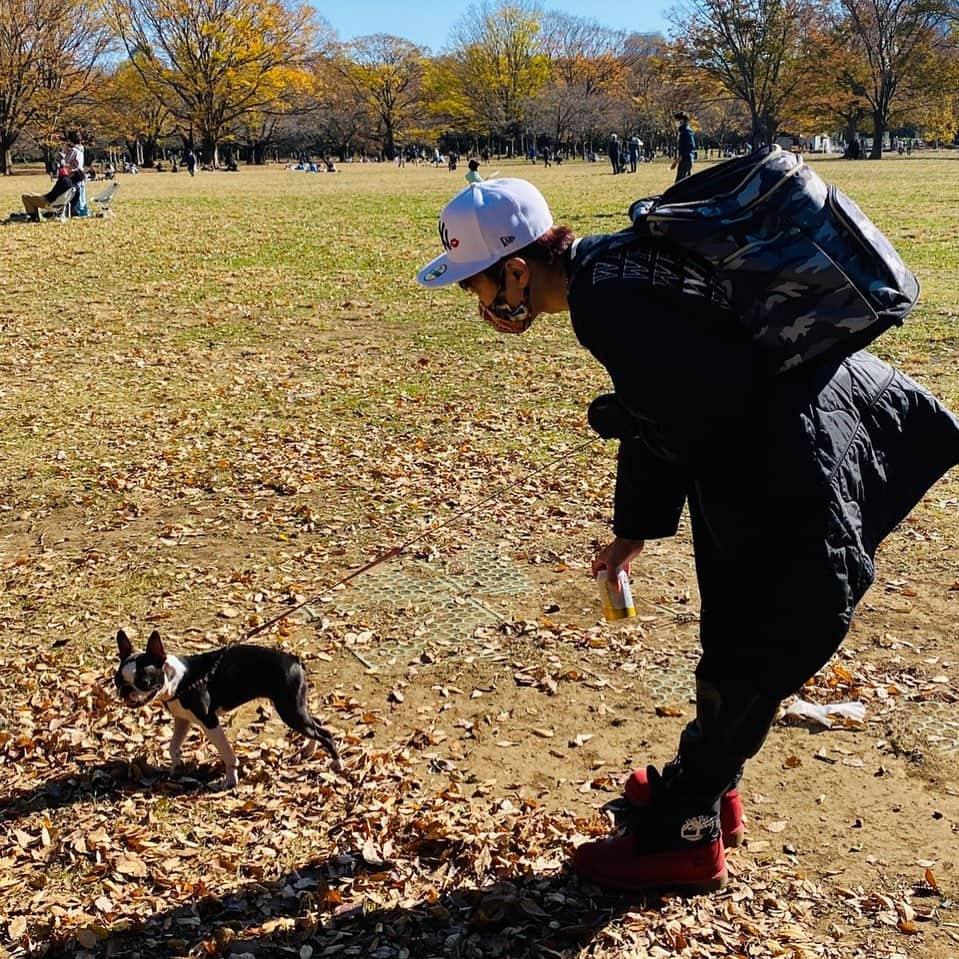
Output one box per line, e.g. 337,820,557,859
114,629,341,788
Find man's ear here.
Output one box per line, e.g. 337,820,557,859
503,256,530,287
117,629,133,661
146,630,166,662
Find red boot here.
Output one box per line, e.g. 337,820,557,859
624,767,745,848
572,816,726,894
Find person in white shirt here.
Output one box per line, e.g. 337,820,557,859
63,132,87,216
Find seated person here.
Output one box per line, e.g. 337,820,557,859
22,169,83,221
325,157,337,172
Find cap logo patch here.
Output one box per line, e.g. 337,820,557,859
439,221,453,252
423,263,447,281
450,238,459,248
500,235,515,247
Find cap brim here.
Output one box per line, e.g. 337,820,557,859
416,251,494,288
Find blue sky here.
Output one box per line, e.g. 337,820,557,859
320,0,670,52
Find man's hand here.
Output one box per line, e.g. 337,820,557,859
670,158,678,170
592,537,645,577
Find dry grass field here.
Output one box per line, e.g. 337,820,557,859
1,154,958,958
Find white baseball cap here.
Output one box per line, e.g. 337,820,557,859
416,178,554,287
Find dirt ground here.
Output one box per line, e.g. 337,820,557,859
3,483,958,958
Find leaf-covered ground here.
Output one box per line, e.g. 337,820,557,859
1,157,958,958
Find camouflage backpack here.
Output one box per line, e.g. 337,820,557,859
582,145,919,374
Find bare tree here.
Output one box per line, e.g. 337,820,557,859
534,13,637,148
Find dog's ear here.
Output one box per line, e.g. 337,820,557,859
117,629,134,661
145,630,166,662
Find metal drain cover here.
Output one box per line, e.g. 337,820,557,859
900,701,959,756
334,548,529,647
641,656,696,708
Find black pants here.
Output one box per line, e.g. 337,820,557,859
675,158,693,181
667,461,855,805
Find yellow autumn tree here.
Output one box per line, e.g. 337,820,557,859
0,0,111,173
107,0,322,167
99,58,177,166
334,35,429,160
448,0,550,148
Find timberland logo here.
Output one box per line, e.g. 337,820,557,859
500,235,515,247
680,815,715,843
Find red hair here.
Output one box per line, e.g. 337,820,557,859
458,226,575,289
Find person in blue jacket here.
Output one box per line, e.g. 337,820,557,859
671,112,696,182
416,178,959,894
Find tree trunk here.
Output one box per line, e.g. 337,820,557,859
202,137,219,169
1,133,16,175
870,112,884,159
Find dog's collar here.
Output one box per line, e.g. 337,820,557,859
164,649,227,704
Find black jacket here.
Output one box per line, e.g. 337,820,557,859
567,235,959,693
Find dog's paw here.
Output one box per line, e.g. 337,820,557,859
213,771,239,791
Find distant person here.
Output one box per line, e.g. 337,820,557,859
628,135,642,173
21,169,83,221
608,133,621,175
542,144,552,168
186,150,197,177
671,112,696,182
465,158,483,184
64,131,88,216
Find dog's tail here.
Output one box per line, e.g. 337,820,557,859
302,717,343,772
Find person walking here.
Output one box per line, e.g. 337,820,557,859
415,177,959,894
186,149,197,176
608,133,621,175
671,112,696,182
627,135,641,173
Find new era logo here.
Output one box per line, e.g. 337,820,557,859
500,235,515,247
